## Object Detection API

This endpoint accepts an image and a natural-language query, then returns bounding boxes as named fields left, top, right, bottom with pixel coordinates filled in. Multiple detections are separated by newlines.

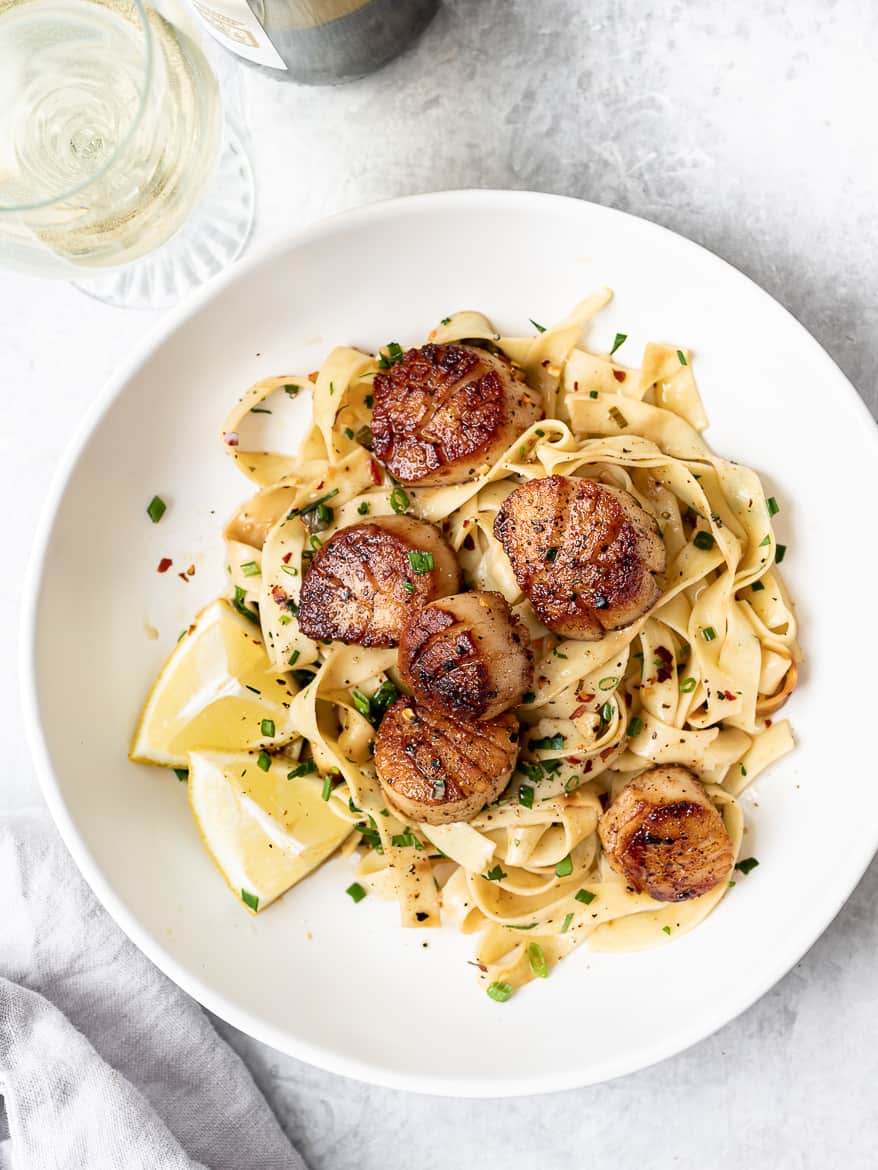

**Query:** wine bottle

left=191, top=0, right=439, bottom=84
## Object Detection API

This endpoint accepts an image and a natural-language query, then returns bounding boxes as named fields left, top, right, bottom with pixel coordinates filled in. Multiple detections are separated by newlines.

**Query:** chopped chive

left=408, top=550, right=434, bottom=574
left=662, top=924, right=672, bottom=935
left=351, top=689, right=371, bottom=718
left=751, top=580, right=765, bottom=592
left=735, top=857, right=759, bottom=875
left=775, top=544, right=787, bottom=564
left=484, top=864, right=508, bottom=882
left=231, top=586, right=259, bottom=624
left=369, top=680, right=400, bottom=723
left=343, top=427, right=355, bottom=440
left=626, top=716, right=644, bottom=737
left=364, top=394, right=374, bottom=409
left=575, top=888, right=596, bottom=905
left=316, top=503, right=333, bottom=524
left=702, top=626, right=717, bottom=642
left=403, top=581, right=415, bottom=594
left=329, top=382, right=335, bottom=396
left=346, top=882, right=367, bottom=903
left=600, top=701, right=613, bottom=722
left=257, top=750, right=271, bottom=772
left=260, top=719, right=275, bottom=737
left=589, top=390, right=599, bottom=399
left=693, top=531, right=715, bottom=551
left=766, top=496, right=780, bottom=515
left=174, top=768, right=188, bottom=782
left=740, top=764, right=748, bottom=777
left=283, top=384, right=299, bottom=396
left=535, top=428, right=546, bottom=437
left=390, top=485, right=409, bottom=514
left=391, top=829, right=421, bottom=849
left=240, top=560, right=260, bottom=577
left=321, top=774, right=333, bottom=801
left=518, top=784, right=534, bottom=809
left=250, top=406, right=272, bottom=415
left=508, top=922, right=538, bottom=931
left=529, top=318, right=546, bottom=333
left=545, top=546, right=558, bottom=563
left=676, top=349, right=687, bottom=366
left=528, top=942, right=549, bottom=978
left=287, top=760, right=316, bottom=779
left=555, top=854, right=573, bottom=878
left=486, top=981, right=513, bottom=1003
left=245, top=684, right=261, bottom=695
left=146, top=495, right=166, bottom=524
left=561, top=912, right=574, bottom=933
left=377, top=341, right=404, bottom=369
left=288, top=650, right=300, bottom=666
left=522, top=691, right=536, bottom=704
left=309, top=535, right=323, bottom=552
left=440, top=316, right=451, bottom=325
left=598, top=676, right=619, bottom=691
left=680, top=676, right=697, bottom=693
left=609, top=405, right=628, bottom=428
left=758, top=534, right=771, bottom=547
left=241, top=889, right=259, bottom=911
left=287, top=488, right=339, bottom=520
left=610, top=332, right=627, bottom=356
left=357, top=501, right=370, bottom=515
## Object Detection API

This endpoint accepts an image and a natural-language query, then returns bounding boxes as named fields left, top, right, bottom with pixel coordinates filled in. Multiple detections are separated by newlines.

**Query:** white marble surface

left=3, top=0, right=877, bottom=1165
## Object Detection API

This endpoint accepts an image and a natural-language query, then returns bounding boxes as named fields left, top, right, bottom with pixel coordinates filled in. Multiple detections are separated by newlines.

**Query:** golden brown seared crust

left=375, top=697, right=520, bottom=825
left=598, top=765, right=734, bottom=902
left=493, top=474, right=666, bottom=640
left=398, top=591, right=533, bottom=721
left=371, top=343, right=543, bottom=486
left=297, top=515, right=460, bottom=648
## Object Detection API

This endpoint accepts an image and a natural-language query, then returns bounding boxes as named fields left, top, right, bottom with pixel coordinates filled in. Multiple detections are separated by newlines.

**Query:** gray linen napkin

left=0, top=808, right=306, bottom=1170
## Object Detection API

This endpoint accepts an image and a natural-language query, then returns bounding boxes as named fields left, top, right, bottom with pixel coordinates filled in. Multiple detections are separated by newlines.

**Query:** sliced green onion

left=555, top=854, right=573, bottom=878
left=662, top=924, right=672, bottom=935
left=390, top=485, right=409, bottom=514
left=321, top=774, right=334, bottom=801
left=257, top=750, right=271, bottom=772
left=561, top=912, right=574, bottom=933
left=260, top=719, right=275, bottom=737
left=679, top=677, right=697, bottom=693
left=486, top=981, right=513, bottom=1003
left=241, top=889, right=259, bottom=911
left=575, top=888, right=596, bottom=905
left=600, top=702, right=613, bottom=722
left=287, top=488, right=339, bottom=520
left=626, top=716, right=644, bottom=737
left=693, top=531, right=715, bottom=551
left=346, top=882, right=367, bottom=903
left=174, top=768, right=188, bottom=782
left=598, top=676, right=619, bottom=690
left=758, top=534, right=771, bottom=547
left=751, top=580, right=765, bottom=592
left=351, top=689, right=371, bottom=718
left=609, top=405, right=628, bottom=428
left=589, top=390, right=599, bottom=399
left=287, top=760, right=316, bottom=779
left=440, top=316, right=451, bottom=325
left=240, top=560, right=260, bottom=577
left=535, top=428, right=546, bottom=437
left=378, top=341, right=404, bottom=369
left=283, top=384, right=299, bottom=396
left=775, top=544, right=787, bottom=564
left=766, top=496, right=780, bottom=515
left=735, top=857, right=759, bottom=875
left=528, top=942, right=549, bottom=978
left=369, top=680, right=400, bottom=722
left=702, top=626, right=717, bottom=642
left=408, top=549, right=434, bottom=574
left=288, top=650, right=300, bottom=666
left=610, top=332, right=627, bottom=356
left=676, top=349, right=687, bottom=366
left=357, top=501, right=370, bottom=515
left=146, top=495, right=166, bottom=524
left=508, top=922, right=538, bottom=931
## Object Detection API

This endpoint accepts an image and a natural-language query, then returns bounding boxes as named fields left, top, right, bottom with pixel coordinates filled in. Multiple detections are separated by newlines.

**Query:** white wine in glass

left=0, top=0, right=254, bottom=306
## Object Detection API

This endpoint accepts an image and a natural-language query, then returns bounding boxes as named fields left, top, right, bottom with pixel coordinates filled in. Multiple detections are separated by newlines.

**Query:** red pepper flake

left=157, top=557, right=172, bottom=573
left=612, top=369, right=627, bottom=383
left=571, top=704, right=588, bottom=720
left=369, top=458, right=383, bottom=485
left=186, top=564, right=196, bottom=577
left=584, top=759, right=593, bottom=773
left=316, top=480, right=324, bottom=490
left=177, top=573, right=189, bottom=583
left=222, top=432, right=239, bottom=447
left=282, top=552, right=292, bottom=564
left=765, top=718, right=773, bottom=727
left=462, top=533, right=476, bottom=550
left=721, top=689, right=736, bottom=701
left=599, top=746, right=615, bottom=760
left=467, top=960, right=488, bottom=973
left=654, top=646, right=673, bottom=683
left=573, top=381, right=580, bottom=391
left=565, top=756, right=580, bottom=765
left=308, top=371, right=319, bottom=383
left=577, top=692, right=595, bottom=703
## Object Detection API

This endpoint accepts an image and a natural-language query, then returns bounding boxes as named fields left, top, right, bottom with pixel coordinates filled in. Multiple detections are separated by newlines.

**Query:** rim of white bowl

left=19, top=189, right=878, bottom=1097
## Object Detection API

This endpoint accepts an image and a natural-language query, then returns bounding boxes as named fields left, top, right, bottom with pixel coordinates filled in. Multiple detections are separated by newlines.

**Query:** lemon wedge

left=188, top=749, right=352, bottom=913
left=130, top=599, right=297, bottom=768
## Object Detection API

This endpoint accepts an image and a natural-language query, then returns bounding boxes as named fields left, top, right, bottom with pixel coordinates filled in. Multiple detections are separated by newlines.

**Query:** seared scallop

left=598, top=765, right=734, bottom=902
left=398, top=591, right=533, bottom=721
left=297, top=516, right=460, bottom=647
left=493, top=474, right=665, bottom=639
left=375, top=697, right=519, bottom=825
left=371, top=343, right=543, bottom=486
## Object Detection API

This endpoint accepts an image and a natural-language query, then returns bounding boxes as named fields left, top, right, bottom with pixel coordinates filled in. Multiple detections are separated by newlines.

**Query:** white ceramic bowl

left=21, top=191, right=878, bottom=1096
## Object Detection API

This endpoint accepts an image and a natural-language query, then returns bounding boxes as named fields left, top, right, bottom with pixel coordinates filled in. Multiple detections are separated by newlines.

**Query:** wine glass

left=0, top=0, right=254, bottom=308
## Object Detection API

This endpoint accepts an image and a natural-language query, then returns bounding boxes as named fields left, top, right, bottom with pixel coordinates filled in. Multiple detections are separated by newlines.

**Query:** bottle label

left=191, top=0, right=287, bottom=69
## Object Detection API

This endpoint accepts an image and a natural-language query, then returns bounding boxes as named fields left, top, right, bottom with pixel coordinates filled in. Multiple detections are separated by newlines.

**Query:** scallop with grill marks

left=598, top=765, right=734, bottom=902
left=375, top=697, right=520, bottom=825
left=493, top=474, right=665, bottom=640
left=297, top=516, right=460, bottom=648
left=371, top=343, right=543, bottom=486
left=398, top=590, right=532, bottom=721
